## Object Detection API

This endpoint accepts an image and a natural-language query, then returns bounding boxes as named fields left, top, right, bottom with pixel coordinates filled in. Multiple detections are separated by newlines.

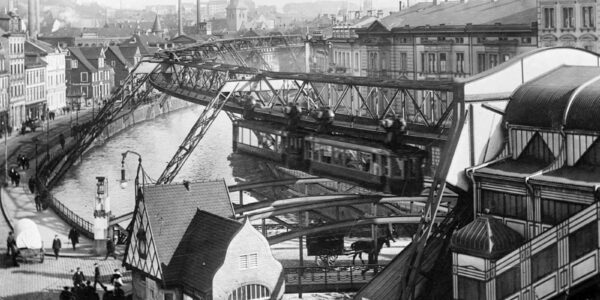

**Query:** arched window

left=228, top=284, right=270, bottom=300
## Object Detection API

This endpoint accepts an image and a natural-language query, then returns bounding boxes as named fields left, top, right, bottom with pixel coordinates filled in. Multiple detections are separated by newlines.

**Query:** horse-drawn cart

left=14, top=219, right=45, bottom=263
left=306, top=233, right=345, bottom=266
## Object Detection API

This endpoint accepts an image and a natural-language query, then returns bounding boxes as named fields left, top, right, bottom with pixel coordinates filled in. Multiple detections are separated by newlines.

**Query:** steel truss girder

left=48, top=59, right=162, bottom=188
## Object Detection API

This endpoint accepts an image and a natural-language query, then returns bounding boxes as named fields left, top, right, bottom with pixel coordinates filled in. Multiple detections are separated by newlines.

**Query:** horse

left=350, top=237, right=391, bottom=266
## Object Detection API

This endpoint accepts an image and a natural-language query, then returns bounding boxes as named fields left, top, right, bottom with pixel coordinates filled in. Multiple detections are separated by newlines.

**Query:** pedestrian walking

left=93, top=262, right=106, bottom=290
left=72, top=267, right=86, bottom=287
left=68, top=227, right=80, bottom=250
left=28, top=176, right=35, bottom=194
left=105, top=238, right=116, bottom=260
left=59, top=133, right=66, bottom=150
left=14, top=172, right=20, bottom=187
left=23, top=157, right=29, bottom=170
left=34, top=194, right=42, bottom=211
left=8, top=167, right=17, bottom=185
left=52, top=234, right=61, bottom=259
left=6, top=231, right=16, bottom=256
left=84, top=280, right=99, bottom=300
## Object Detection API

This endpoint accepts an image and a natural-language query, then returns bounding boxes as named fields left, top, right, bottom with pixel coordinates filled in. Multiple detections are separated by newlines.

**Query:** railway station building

left=124, top=180, right=285, bottom=300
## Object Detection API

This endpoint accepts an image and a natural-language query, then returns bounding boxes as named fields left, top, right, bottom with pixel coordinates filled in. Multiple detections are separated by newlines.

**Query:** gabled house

left=66, top=46, right=114, bottom=109
left=105, top=45, right=141, bottom=87
left=124, top=180, right=285, bottom=300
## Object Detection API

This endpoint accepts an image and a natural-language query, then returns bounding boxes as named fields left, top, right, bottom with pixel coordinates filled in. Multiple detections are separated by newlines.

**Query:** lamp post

left=2, top=120, right=7, bottom=184
left=119, top=150, right=143, bottom=199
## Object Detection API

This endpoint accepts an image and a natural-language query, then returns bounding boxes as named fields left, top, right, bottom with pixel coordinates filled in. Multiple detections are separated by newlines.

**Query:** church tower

left=226, top=0, right=247, bottom=32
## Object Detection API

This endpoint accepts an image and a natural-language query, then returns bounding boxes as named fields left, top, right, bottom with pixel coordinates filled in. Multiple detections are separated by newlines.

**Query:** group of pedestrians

left=8, top=167, right=20, bottom=186
left=59, top=265, right=125, bottom=300
left=17, top=154, right=30, bottom=170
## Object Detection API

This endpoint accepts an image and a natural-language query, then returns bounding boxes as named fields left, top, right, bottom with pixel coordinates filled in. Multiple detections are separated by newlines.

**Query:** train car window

left=370, top=154, right=382, bottom=175
left=343, top=149, right=360, bottom=170
left=321, top=145, right=332, bottom=163
left=332, top=147, right=343, bottom=165
left=360, top=152, right=371, bottom=172
left=305, top=141, right=313, bottom=159
left=390, top=157, right=404, bottom=178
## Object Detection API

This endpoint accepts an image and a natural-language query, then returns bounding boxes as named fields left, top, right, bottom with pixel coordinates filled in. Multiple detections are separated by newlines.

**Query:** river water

left=53, top=105, right=258, bottom=221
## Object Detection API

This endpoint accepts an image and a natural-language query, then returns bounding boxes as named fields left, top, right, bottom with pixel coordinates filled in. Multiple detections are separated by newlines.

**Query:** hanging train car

left=303, top=135, right=427, bottom=196
left=232, top=119, right=305, bottom=169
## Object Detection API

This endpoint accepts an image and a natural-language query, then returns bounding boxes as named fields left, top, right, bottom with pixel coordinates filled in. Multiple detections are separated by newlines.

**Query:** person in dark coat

left=8, top=167, right=17, bottom=185
left=10, top=243, right=19, bottom=267
left=68, top=228, right=79, bottom=250
left=52, top=235, right=61, bottom=259
left=93, top=262, right=106, bottom=290
left=72, top=267, right=85, bottom=287
left=34, top=194, right=42, bottom=211
left=6, top=231, right=15, bottom=256
left=105, top=238, right=116, bottom=260
left=59, top=286, right=72, bottom=300
left=28, top=177, right=35, bottom=194
left=59, top=133, right=66, bottom=150
left=14, top=172, right=20, bottom=187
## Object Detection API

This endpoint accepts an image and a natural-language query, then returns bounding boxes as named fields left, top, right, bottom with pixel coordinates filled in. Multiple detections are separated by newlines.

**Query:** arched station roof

left=505, top=65, right=600, bottom=131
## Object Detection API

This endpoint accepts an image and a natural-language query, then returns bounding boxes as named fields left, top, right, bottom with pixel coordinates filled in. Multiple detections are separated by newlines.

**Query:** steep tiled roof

left=118, top=46, right=140, bottom=65
left=107, top=46, right=132, bottom=68
left=142, top=180, right=234, bottom=282
left=171, top=210, right=242, bottom=292
left=43, top=26, right=137, bottom=38
left=451, top=215, right=524, bottom=259
left=67, top=47, right=97, bottom=72
left=26, top=39, right=55, bottom=54
left=377, top=0, right=535, bottom=29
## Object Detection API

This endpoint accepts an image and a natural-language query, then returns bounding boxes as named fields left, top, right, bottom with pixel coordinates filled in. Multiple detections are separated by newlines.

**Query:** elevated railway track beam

left=266, top=215, right=446, bottom=245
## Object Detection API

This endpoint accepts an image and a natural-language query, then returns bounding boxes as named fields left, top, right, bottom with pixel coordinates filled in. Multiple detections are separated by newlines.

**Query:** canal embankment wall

left=31, top=98, right=192, bottom=238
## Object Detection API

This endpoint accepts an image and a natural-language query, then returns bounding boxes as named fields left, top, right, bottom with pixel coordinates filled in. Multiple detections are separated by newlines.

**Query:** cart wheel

left=318, top=254, right=338, bottom=267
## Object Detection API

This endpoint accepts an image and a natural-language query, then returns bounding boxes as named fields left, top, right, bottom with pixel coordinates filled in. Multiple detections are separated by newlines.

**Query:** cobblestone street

left=0, top=252, right=130, bottom=299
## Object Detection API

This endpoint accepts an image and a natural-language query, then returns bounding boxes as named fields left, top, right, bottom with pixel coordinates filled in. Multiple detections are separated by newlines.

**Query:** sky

left=96, top=0, right=397, bottom=11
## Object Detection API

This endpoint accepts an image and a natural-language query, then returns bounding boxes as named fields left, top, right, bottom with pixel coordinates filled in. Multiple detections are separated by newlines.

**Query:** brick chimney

left=35, top=0, right=39, bottom=34
left=178, top=0, right=183, bottom=36
left=197, top=0, right=201, bottom=27
left=28, top=0, right=35, bottom=37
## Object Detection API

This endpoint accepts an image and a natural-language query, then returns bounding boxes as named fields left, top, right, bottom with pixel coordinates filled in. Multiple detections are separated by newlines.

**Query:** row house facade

left=24, top=56, right=46, bottom=120
left=0, top=47, right=9, bottom=129
left=66, top=47, right=114, bottom=110
left=4, top=31, right=26, bottom=128
left=538, top=0, right=599, bottom=51
left=27, top=40, right=68, bottom=115
left=328, top=0, right=538, bottom=127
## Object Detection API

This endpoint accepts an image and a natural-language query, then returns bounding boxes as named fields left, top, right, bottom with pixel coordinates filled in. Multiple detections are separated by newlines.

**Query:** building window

left=427, top=53, right=436, bottom=73
left=477, top=53, right=486, bottom=73
left=439, top=53, right=447, bottom=72
left=239, top=253, right=258, bottom=270
left=457, top=276, right=484, bottom=300
left=81, top=72, right=88, bottom=82
left=480, top=190, right=527, bottom=219
left=400, top=52, right=407, bottom=71
left=569, top=221, right=598, bottom=262
left=531, top=244, right=557, bottom=283
left=455, top=37, right=464, bottom=44
left=489, top=54, right=498, bottom=68
left=354, top=53, right=359, bottom=71
left=111, top=60, right=116, bottom=67
left=368, top=52, right=378, bottom=71
left=521, top=37, right=532, bottom=44
left=544, top=7, right=555, bottom=28
left=582, top=6, right=595, bottom=28
left=476, top=37, right=486, bottom=44
left=502, top=54, right=511, bottom=62
left=228, top=284, right=270, bottom=300
left=496, top=266, right=520, bottom=300
left=563, top=7, right=574, bottom=28
left=541, top=198, right=586, bottom=225
left=71, top=60, right=78, bottom=69
left=420, top=53, right=426, bottom=73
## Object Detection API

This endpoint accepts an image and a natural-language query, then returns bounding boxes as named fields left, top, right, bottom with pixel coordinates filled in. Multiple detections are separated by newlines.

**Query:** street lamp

left=119, top=150, right=143, bottom=192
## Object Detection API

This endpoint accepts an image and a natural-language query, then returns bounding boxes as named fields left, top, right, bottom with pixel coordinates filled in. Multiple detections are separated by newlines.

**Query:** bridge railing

left=284, top=264, right=387, bottom=292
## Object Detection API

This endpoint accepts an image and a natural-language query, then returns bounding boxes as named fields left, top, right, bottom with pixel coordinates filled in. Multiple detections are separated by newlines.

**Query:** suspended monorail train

left=232, top=119, right=427, bottom=196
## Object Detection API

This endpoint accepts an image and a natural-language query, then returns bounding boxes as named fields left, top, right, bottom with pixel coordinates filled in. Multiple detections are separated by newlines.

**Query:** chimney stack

left=178, top=0, right=183, bottom=36
left=197, top=0, right=201, bottom=27
left=35, top=0, right=40, bottom=36
left=8, top=0, right=13, bottom=13
left=28, top=0, right=35, bottom=37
